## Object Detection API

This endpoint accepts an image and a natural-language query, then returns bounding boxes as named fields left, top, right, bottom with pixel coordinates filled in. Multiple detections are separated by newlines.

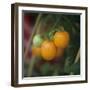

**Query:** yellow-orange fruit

left=53, top=31, right=70, bottom=48
left=41, top=40, right=56, bottom=61
left=32, top=46, right=41, bottom=56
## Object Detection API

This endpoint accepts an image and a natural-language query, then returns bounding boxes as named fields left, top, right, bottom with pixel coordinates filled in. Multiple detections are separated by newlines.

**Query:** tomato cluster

left=32, top=31, right=70, bottom=61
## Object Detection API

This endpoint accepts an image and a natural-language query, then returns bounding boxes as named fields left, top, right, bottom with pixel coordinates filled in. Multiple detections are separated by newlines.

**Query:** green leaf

left=70, top=62, right=80, bottom=75
left=40, top=63, right=53, bottom=76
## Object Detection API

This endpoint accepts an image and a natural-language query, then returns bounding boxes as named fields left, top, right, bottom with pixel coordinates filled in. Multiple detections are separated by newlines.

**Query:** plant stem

left=25, top=14, right=42, bottom=77
left=24, top=13, right=42, bottom=58
left=74, top=48, right=80, bottom=64
left=49, top=16, right=61, bottom=31
left=27, top=56, right=36, bottom=76
left=62, top=16, right=77, bottom=30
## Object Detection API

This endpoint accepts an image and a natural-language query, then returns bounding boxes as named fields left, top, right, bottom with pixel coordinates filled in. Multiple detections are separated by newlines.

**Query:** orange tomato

left=53, top=31, right=70, bottom=48
left=32, top=46, right=41, bottom=56
left=41, top=40, right=56, bottom=61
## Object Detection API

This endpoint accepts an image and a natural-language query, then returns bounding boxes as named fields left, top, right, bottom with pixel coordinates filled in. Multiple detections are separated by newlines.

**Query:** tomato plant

left=24, top=13, right=80, bottom=77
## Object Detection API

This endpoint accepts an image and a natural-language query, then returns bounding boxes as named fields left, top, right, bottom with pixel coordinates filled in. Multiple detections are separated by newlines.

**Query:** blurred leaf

left=40, top=63, right=53, bottom=76
left=70, top=61, right=80, bottom=75
left=64, top=58, right=80, bottom=75
left=64, top=57, right=71, bottom=74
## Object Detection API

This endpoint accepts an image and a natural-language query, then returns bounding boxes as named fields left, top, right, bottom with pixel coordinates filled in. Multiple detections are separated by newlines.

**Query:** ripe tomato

left=53, top=31, right=70, bottom=48
left=41, top=40, right=56, bottom=61
left=32, top=46, right=41, bottom=56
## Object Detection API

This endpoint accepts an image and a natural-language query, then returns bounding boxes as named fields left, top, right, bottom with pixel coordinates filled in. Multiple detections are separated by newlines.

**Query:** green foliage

left=64, top=60, right=80, bottom=75
left=40, top=63, right=54, bottom=76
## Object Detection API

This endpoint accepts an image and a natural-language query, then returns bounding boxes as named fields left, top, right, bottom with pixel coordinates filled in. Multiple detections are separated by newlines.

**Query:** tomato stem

left=27, top=56, right=36, bottom=76
left=24, top=13, right=42, bottom=58
left=24, top=13, right=42, bottom=76
left=74, top=48, right=80, bottom=64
